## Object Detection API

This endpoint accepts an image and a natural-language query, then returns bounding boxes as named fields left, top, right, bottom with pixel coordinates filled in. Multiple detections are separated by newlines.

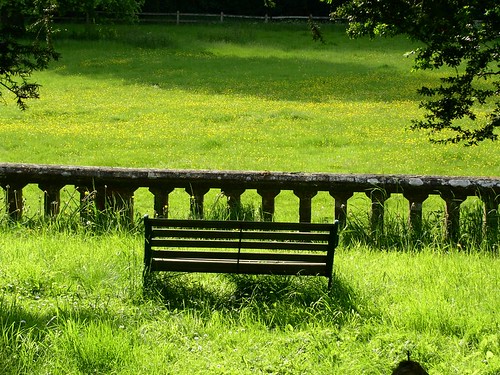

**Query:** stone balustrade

left=1, top=163, right=499, bottom=242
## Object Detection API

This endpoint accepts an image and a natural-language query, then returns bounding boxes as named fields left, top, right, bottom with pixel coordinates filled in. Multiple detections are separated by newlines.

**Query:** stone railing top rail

left=1, top=163, right=499, bottom=196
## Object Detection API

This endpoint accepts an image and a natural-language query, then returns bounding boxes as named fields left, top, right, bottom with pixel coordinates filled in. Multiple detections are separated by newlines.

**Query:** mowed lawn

left=0, top=22, right=498, bottom=176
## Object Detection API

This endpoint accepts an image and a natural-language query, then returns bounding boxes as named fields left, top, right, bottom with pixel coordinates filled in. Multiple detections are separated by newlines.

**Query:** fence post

left=220, top=12, right=224, bottom=23
left=176, top=11, right=180, bottom=25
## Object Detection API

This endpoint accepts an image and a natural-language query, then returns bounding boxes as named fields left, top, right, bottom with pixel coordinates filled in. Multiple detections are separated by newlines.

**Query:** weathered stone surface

left=1, top=163, right=499, bottom=195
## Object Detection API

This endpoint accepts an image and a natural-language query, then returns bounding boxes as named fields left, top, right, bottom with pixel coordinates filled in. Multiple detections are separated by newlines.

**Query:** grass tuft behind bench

left=143, top=215, right=339, bottom=288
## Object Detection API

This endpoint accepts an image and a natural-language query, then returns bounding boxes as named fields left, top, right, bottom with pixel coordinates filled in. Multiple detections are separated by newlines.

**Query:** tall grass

left=0, top=226, right=498, bottom=374
left=1, top=185, right=498, bottom=251
left=341, top=194, right=498, bottom=252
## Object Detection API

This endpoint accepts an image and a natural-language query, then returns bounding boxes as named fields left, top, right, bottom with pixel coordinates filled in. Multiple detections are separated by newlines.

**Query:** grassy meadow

left=0, top=22, right=498, bottom=175
left=0, top=22, right=499, bottom=374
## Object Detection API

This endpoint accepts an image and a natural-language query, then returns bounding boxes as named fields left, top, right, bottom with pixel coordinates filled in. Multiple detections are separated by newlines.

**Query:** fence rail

left=1, top=163, right=499, bottom=242
left=62, top=11, right=334, bottom=25
left=138, top=12, right=332, bottom=24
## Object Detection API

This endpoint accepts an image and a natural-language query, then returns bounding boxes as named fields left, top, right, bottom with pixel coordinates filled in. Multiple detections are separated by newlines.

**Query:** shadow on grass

left=0, top=297, right=56, bottom=373
left=143, top=272, right=364, bottom=328
left=52, top=24, right=425, bottom=104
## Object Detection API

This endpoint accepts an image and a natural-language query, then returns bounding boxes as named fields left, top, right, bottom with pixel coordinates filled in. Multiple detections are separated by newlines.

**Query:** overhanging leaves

left=327, top=0, right=499, bottom=145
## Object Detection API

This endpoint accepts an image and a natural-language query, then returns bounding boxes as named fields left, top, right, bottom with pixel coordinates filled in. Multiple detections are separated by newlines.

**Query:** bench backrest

left=143, top=216, right=339, bottom=281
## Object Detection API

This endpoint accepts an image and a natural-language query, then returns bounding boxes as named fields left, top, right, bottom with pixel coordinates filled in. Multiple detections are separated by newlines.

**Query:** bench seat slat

left=151, top=250, right=327, bottom=262
left=151, top=258, right=327, bottom=275
left=150, top=239, right=328, bottom=251
left=151, top=229, right=331, bottom=242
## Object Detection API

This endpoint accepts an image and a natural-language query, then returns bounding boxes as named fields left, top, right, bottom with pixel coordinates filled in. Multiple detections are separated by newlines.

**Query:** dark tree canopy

left=327, top=0, right=500, bottom=145
left=141, top=0, right=331, bottom=16
left=0, top=0, right=59, bottom=109
left=56, top=0, right=144, bottom=23
left=0, top=0, right=144, bottom=109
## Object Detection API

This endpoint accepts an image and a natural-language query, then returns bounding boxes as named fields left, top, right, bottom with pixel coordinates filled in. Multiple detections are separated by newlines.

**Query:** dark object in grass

left=391, top=358, right=428, bottom=375
left=308, top=15, right=325, bottom=44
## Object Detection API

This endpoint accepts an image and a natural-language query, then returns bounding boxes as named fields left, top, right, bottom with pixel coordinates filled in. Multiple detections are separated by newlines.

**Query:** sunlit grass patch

left=0, top=23, right=498, bottom=175
left=0, top=226, right=498, bottom=373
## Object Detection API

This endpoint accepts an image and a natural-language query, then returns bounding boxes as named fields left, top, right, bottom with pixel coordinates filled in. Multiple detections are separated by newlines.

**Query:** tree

left=0, top=0, right=59, bottom=109
left=56, top=0, right=144, bottom=24
left=326, top=0, right=499, bottom=145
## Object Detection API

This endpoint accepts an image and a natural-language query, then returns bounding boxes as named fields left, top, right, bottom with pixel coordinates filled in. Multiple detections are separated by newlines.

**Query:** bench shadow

left=144, top=272, right=363, bottom=328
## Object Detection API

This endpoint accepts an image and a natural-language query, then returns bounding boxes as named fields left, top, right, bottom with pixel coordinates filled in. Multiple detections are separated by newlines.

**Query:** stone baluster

left=482, top=192, right=499, bottom=244
left=367, top=189, right=387, bottom=236
left=186, top=186, right=210, bottom=218
left=221, top=188, right=245, bottom=210
left=149, top=187, right=174, bottom=217
left=221, top=188, right=245, bottom=219
left=2, top=183, right=25, bottom=221
left=39, top=184, right=63, bottom=217
left=293, top=189, right=317, bottom=223
left=76, top=186, right=94, bottom=222
left=329, top=191, right=353, bottom=228
left=92, top=185, right=105, bottom=211
left=257, top=189, right=280, bottom=221
left=442, top=192, right=466, bottom=243
left=97, top=185, right=136, bottom=223
left=113, top=186, right=136, bottom=222
left=404, top=192, right=428, bottom=234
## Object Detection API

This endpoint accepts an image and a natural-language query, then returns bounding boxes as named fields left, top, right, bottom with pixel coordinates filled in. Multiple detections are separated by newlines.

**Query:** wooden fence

left=61, top=11, right=333, bottom=25
left=1, top=163, right=499, bottom=242
left=137, top=12, right=331, bottom=24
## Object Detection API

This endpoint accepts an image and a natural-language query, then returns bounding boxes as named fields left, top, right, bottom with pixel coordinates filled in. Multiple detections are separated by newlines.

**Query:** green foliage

left=0, top=0, right=59, bottom=109
left=140, top=0, right=330, bottom=16
left=328, top=0, right=500, bottom=145
left=55, top=0, right=145, bottom=23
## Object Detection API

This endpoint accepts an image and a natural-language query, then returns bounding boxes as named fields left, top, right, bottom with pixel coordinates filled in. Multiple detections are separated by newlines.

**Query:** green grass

left=0, top=228, right=498, bottom=374
left=1, top=22, right=497, bottom=246
left=0, top=23, right=499, bottom=373
left=0, top=23, right=498, bottom=175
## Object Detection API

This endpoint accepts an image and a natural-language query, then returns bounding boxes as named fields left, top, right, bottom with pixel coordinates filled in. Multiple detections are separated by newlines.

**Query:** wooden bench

left=143, top=215, right=339, bottom=288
